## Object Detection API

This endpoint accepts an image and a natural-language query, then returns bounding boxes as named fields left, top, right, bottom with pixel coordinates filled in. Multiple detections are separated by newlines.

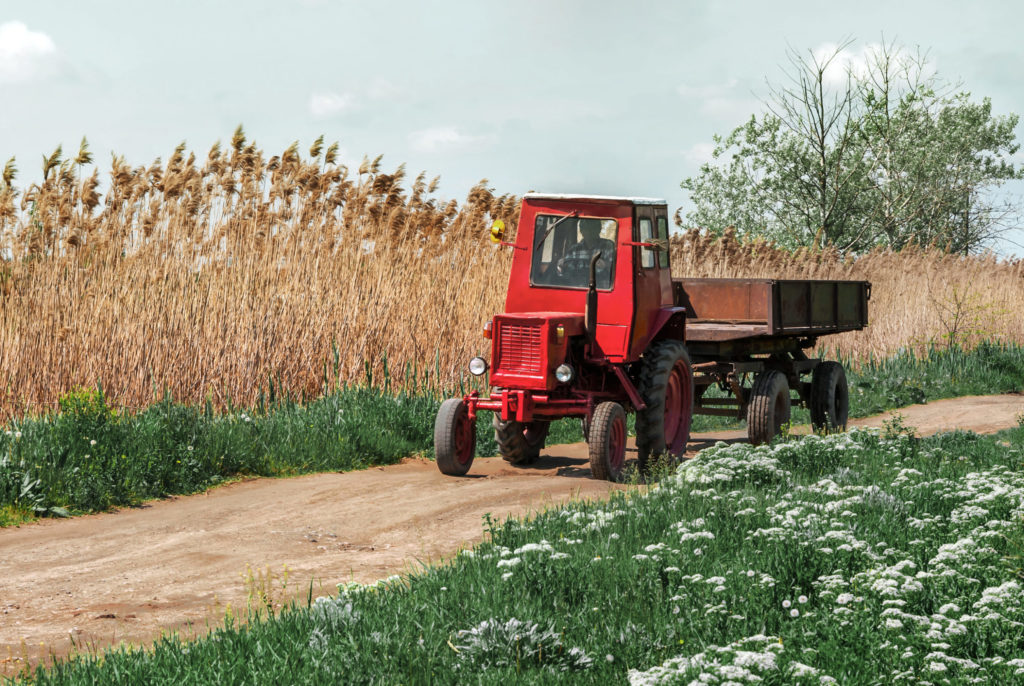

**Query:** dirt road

left=2, top=393, right=1022, bottom=674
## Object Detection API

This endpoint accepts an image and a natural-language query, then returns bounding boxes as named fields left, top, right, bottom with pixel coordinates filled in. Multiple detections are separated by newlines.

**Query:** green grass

left=2, top=342, right=1024, bottom=523
left=693, top=341, right=1024, bottom=432
left=0, top=504, right=34, bottom=527
left=19, top=422, right=1024, bottom=684
left=0, top=385, right=441, bottom=519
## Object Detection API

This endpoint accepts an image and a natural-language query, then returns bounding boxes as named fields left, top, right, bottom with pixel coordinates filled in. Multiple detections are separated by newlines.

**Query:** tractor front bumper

left=464, top=390, right=592, bottom=424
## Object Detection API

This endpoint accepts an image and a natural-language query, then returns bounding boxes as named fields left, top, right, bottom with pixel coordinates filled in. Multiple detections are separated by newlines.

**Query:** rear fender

left=640, top=307, right=687, bottom=351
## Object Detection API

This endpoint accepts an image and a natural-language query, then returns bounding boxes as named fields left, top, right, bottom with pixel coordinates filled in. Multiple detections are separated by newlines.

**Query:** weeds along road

left=1, top=393, right=1022, bottom=674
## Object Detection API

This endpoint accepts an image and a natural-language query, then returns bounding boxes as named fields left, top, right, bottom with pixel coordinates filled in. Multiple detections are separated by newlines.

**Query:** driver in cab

left=556, top=218, right=615, bottom=286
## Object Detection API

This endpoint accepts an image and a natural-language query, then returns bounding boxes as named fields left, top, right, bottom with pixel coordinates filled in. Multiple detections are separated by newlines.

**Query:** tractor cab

left=500, top=194, right=677, bottom=366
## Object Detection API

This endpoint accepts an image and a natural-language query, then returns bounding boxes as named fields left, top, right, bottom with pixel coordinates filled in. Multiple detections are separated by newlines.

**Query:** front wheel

left=589, top=402, right=627, bottom=482
left=435, top=398, right=475, bottom=476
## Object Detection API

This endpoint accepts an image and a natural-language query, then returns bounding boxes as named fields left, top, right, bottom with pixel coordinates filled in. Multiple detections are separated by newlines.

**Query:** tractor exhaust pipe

left=585, top=252, right=600, bottom=340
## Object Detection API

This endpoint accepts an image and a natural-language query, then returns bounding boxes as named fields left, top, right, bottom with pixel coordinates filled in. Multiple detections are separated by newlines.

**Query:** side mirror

left=489, top=219, right=505, bottom=244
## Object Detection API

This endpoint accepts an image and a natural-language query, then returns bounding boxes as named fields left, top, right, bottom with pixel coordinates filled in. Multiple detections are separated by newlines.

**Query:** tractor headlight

left=555, top=363, right=574, bottom=383
left=469, top=357, right=489, bottom=376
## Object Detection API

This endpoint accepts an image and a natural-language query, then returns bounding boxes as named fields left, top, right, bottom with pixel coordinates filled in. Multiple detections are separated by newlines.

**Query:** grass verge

left=19, top=420, right=1024, bottom=683
left=2, top=342, right=1024, bottom=523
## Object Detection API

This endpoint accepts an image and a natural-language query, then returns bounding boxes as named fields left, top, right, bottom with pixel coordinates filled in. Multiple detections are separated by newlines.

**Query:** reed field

left=2, top=134, right=1024, bottom=419
left=0, top=132, right=515, bottom=419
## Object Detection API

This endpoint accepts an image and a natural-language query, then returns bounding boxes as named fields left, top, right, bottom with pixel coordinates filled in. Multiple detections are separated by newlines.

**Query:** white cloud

left=408, top=126, right=494, bottom=153
left=0, top=21, right=59, bottom=84
left=683, top=142, right=716, bottom=166
left=812, top=42, right=877, bottom=86
left=812, top=42, right=939, bottom=89
left=309, top=91, right=355, bottom=118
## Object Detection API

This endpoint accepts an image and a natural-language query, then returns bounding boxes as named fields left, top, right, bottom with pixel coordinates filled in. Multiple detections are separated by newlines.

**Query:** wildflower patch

left=20, top=424, right=1024, bottom=684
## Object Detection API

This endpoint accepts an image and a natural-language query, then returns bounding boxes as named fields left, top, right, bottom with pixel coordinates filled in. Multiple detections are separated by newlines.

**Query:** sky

left=2, top=0, right=1023, bottom=256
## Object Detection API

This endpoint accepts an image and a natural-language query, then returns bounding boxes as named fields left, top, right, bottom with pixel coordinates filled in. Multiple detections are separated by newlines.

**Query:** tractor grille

left=496, top=323, right=543, bottom=374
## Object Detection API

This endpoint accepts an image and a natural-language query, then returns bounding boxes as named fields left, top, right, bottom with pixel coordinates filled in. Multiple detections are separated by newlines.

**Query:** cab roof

left=523, top=193, right=667, bottom=206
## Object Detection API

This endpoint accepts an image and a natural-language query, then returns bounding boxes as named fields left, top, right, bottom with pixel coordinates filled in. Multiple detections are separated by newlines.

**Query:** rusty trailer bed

left=675, top=278, right=870, bottom=343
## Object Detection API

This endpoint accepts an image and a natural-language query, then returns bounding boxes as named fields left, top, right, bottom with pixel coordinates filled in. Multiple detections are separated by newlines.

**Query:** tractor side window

left=530, top=214, right=617, bottom=290
left=639, top=218, right=655, bottom=269
left=656, top=216, right=669, bottom=268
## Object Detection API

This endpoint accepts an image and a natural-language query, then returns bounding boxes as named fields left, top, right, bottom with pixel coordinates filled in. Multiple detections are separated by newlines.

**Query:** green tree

left=682, top=41, right=1023, bottom=254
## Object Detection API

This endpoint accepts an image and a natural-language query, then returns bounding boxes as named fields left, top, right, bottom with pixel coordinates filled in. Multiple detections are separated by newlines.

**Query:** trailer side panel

left=676, top=278, right=869, bottom=343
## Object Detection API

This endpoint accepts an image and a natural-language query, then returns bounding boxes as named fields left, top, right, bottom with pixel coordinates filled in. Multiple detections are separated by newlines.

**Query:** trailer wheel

left=589, top=402, right=627, bottom=482
left=435, top=398, right=475, bottom=476
left=493, top=417, right=550, bottom=465
left=747, top=370, right=791, bottom=445
left=810, top=361, right=849, bottom=433
left=636, top=340, right=695, bottom=472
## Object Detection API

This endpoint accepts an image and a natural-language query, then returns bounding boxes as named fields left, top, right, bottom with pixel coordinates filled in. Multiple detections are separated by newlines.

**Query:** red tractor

left=434, top=194, right=870, bottom=481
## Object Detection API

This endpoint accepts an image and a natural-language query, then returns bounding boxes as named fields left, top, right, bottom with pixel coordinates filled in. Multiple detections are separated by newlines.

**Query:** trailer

left=434, top=194, right=870, bottom=481
left=679, top=278, right=870, bottom=444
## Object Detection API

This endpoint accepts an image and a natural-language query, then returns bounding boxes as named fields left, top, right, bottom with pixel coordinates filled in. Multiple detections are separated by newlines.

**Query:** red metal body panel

left=505, top=197, right=639, bottom=363
left=489, top=312, right=584, bottom=390
left=467, top=390, right=593, bottom=423
left=628, top=204, right=675, bottom=359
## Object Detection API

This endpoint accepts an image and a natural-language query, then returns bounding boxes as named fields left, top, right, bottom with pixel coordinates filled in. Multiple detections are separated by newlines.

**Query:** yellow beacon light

left=489, top=219, right=505, bottom=243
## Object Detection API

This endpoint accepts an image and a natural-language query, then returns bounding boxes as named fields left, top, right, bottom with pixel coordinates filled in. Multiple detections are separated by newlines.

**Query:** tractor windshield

left=530, top=214, right=617, bottom=290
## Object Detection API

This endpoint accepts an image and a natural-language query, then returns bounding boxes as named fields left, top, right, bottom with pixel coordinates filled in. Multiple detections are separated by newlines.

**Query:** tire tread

left=636, top=340, right=693, bottom=471
left=747, top=370, right=790, bottom=445
left=435, top=398, right=473, bottom=476
left=493, top=417, right=549, bottom=465
left=589, top=402, right=625, bottom=481
left=810, top=361, right=849, bottom=433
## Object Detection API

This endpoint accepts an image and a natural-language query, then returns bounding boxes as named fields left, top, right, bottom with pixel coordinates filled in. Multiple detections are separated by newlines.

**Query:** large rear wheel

left=493, top=417, right=550, bottom=465
left=747, top=370, right=791, bottom=445
left=636, top=340, right=695, bottom=472
left=589, top=402, right=627, bottom=482
left=435, top=398, right=475, bottom=476
left=810, top=361, right=849, bottom=433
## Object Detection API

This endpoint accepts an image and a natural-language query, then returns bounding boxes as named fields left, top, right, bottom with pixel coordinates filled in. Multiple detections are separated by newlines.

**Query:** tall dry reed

left=0, top=131, right=515, bottom=417
left=671, top=229, right=1024, bottom=359
left=1, top=134, right=1022, bottom=418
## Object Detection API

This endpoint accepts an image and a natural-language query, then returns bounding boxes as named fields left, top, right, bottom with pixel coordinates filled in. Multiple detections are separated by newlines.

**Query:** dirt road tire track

left=1, top=393, right=1022, bottom=674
